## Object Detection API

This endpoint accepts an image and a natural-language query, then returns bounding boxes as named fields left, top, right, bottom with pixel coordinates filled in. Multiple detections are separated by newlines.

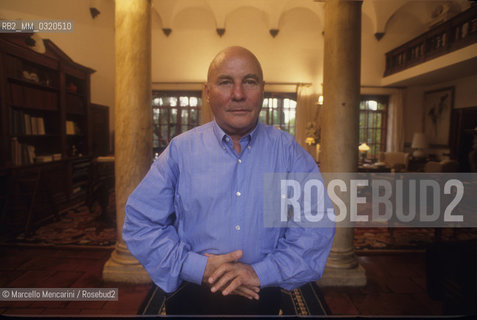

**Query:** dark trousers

left=165, top=282, right=281, bottom=315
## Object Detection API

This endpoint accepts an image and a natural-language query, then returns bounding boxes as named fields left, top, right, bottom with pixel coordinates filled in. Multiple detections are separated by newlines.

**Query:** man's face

left=206, top=49, right=264, bottom=138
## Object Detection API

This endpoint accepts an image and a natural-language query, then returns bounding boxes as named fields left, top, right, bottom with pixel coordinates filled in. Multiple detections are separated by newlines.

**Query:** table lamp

left=358, top=142, right=370, bottom=164
left=411, top=133, right=428, bottom=159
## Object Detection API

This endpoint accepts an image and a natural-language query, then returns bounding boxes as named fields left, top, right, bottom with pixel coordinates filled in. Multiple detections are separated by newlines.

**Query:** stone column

left=102, top=0, right=152, bottom=283
left=317, top=0, right=366, bottom=287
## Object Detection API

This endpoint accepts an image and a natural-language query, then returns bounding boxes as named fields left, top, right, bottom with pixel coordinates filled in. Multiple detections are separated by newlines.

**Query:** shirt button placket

left=234, top=148, right=245, bottom=236
left=235, top=158, right=242, bottom=233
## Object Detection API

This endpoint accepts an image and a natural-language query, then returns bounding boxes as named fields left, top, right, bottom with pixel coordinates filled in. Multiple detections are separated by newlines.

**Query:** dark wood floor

left=0, top=245, right=444, bottom=316
left=321, top=253, right=443, bottom=315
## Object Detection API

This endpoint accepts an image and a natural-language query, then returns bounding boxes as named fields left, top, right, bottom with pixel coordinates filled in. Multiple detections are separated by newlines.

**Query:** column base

left=316, top=264, right=366, bottom=287
left=102, top=241, right=151, bottom=284
left=102, top=258, right=151, bottom=284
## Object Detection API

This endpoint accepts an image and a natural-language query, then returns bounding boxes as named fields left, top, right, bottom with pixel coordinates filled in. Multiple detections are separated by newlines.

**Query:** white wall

left=151, top=6, right=324, bottom=91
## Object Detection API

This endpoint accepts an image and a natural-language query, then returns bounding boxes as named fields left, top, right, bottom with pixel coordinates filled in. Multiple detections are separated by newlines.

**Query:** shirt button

left=236, top=191, right=241, bottom=196
left=225, top=137, right=230, bottom=142
left=238, top=159, right=242, bottom=163
left=235, top=225, right=240, bottom=231
left=247, top=146, right=251, bottom=150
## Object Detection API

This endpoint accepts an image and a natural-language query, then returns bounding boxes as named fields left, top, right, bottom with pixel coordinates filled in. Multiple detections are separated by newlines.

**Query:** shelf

left=14, top=134, right=60, bottom=138
left=66, top=112, right=86, bottom=116
left=66, top=90, right=85, bottom=98
left=66, top=93, right=86, bottom=115
left=5, top=158, right=66, bottom=170
left=10, top=104, right=59, bottom=113
left=72, top=179, right=88, bottom=187
left=9, top=82, right=59, bottom=111
left=1, top=34, right=95, bottom=236
left=67, top=134, right=86, bottom=138
left=8, top=76, right=59, bottom=92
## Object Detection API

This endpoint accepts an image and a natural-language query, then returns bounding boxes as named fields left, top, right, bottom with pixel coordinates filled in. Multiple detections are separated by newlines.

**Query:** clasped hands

left=202, top=249, right=260, bottom=300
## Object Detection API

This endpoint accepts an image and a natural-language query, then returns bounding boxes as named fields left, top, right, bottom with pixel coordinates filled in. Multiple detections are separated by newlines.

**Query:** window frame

left=261, top=92, right=297, bottom=136
left=152, top=90, right=202, bottom=154
left=151, top=90, right=298, bottom=155
left=359, top=95, right=389, bottom=160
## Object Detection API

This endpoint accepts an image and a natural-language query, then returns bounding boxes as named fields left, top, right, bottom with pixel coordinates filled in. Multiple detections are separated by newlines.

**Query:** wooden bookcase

left=0, top=34, right=95, bottom=235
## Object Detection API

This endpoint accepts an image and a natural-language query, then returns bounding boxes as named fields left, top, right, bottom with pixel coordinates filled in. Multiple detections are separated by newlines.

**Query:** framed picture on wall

left=423, top=87, right=454, bottom=147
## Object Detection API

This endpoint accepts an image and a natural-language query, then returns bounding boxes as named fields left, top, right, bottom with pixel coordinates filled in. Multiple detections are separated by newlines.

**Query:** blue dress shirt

left=123, top=120, right=335, bottom=293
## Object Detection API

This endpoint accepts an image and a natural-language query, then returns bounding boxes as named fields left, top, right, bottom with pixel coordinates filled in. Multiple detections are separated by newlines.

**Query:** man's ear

left=204, top=83, right=210, bottom=103
left=260, top=81, right=265, bottom=101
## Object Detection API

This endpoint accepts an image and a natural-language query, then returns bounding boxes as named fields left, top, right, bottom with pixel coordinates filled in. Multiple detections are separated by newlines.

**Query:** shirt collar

left=212, top=119, right=262, bottom=146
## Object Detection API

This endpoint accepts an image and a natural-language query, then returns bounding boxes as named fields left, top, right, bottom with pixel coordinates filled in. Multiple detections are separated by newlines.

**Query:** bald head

left=207, top=46, right=263, bottom=83
left=204, top=46, right=264, bottom=140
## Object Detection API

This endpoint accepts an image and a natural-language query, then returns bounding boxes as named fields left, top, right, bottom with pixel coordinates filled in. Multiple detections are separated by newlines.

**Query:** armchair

left=423, top=160, right=459, bottom=172
left=378, top=152, right=410, bottom=172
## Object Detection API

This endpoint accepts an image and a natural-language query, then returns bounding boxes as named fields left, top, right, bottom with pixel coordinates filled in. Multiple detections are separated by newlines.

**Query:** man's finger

left=222, top=277, right=243, bottom=296
left=208, top=262, right=232, bottom=284
left=222, top=249, right=242, bottom=262
left=210, top=266, right=236, bottom=292
left=233, top=286, right=260, bottom=300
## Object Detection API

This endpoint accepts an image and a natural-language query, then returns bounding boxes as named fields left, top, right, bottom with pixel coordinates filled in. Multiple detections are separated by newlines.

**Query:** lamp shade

left=318, top=95, right=324, bottom=105
left=411, top=133, right=428, bottom=149
left=358, top=143, right=370, bottom=152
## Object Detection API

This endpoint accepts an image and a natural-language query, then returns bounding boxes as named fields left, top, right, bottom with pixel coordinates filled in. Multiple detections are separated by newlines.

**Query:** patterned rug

left=0, top=204, right=116, bottom=247
left=353, top=200, right=477, bottom=252
left=354, top=227, right=477, bottom=252
left=138, top=282, right=330, bottom=316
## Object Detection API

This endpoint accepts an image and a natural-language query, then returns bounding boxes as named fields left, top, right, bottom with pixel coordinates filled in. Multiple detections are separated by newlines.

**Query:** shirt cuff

left=252, top=258, right=279, bottom=288
left=180, top=251, right=208, bottom=285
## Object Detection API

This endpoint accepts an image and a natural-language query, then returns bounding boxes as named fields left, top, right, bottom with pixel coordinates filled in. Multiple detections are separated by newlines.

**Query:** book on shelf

left=24, top=113, right=32, bottom=135
left=66, top=120, right=82, bottom=135
left=10, top=109, right=25, bottom=135
left=27, top=145, right=35, bottom=164
left=31, top=117, right=45, bottom=135
left=35, top=155, right=53, bottom=163
left=36, top=117, right=45, bottom=135
left=66, top=120, right=75, bottom=135
left=22, top=144, right=35, bottom=165
left=9, top=110, right=46, bottom=135
left=31, top=115, right=38, bottom=135
left=9, top=109, right=17, bottom=135
left=10, top=137, right=36, bottom=166
left=11, top=137, right=20, bottom=166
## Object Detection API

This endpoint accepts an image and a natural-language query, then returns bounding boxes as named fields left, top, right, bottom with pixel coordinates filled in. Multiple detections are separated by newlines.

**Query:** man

left=123, top=46, right=334, bottom=315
